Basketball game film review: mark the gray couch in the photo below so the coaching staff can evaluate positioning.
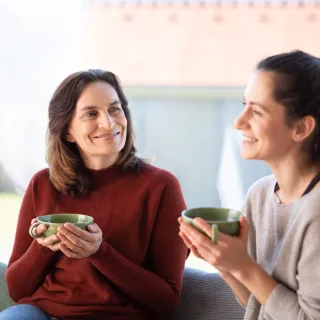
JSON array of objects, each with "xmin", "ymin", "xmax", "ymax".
[{"xmin": 0, "ymin": 262, "xmax": 245, "ymax": 319}]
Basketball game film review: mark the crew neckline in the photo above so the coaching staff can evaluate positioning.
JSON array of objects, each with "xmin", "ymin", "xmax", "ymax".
[
  {"xmin": 272, "ymin": 184, "xmax": 320, "ymax": 206},
  {"xmin": 88, "ymin": 164, "xmax": 123, "ymax": 177}
]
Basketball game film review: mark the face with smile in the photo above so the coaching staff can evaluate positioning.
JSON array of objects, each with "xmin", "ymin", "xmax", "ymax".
[
  {"xmin": 234, "ymin": 71, "xmax": 298, "ymax": 163},
  {"xmin": 66, "ymin": 81, "xmax": 127, "ymax": 169}
]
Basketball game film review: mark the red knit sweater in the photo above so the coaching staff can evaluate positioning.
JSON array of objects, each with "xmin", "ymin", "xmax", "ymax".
[{"xmin": 6, "ymin": 164, "xmax": 188, "ymax": 320}]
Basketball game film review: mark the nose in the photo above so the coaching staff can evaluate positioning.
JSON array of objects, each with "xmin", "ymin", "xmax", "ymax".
[
  {"xmin": 99, "ymin": 112, "xmax": 114, "ymax": 129},
  {"xmin": 233, "ymin": 107, "xmax": 249, "ymax": 131}
]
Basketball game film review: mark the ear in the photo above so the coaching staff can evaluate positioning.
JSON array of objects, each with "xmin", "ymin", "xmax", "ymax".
[
  {"xmin": 66, "ymin": 132, "xmax": 76, "ymax": 143},
  {"xmin": 292, "ymin": 116, "xmax": 316, "ymax": 142}
]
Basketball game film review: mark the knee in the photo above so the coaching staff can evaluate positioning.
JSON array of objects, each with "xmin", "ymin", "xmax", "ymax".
[{"xmin": 0, "ymin": 304, "xmax": 50, "ymax": 320}]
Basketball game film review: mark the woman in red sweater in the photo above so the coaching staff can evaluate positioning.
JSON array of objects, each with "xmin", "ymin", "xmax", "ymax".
[{"xmin": 2, "ymin": 70, "xmax": 188, "ymax": 320}]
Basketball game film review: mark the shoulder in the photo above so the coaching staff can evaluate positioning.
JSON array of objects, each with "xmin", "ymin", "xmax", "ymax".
[
  {"xmin": 245, "ymin": 175, "xmax": 275, "ymax": 201},
  {"xmin": 139, "ymin": 164, "xmax": 186, "ymax": 209},
  {"xmin": 297, "ymin": 189, "xmax": 320, "ymax": 250},
  {"xmin": 27, "ymin": 168, "xmax": 51, "ymax": 191},
  {"xmin": 139, "ymin": 163, "xmax": 181, "ymax": 188},
  {"xmin": 136, "ymin": 163, "xmax": 181, "ymax": 191},
  {"xmin": 298, "ymin": 187, "xmax": 320, "ymax": 222},
  {"xmin": 247, "ymin": 175, "xmax": 275, "ymax": 194},
  {"xmin": 30, "ymin": 168, "xmax": 50, "ymax": 183},
  {"xmin": 23, "ymin": 168, "xmax": 52, "ymax": 199},
  {"xmin": 243, "ymin": 175, "xmax": 275, "ymax": 219}
]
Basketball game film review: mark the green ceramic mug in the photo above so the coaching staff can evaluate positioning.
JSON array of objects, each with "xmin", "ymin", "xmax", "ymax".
[
  {"xmin": 181, "ymin": 207, "xmax": 241, "ymax": 243},
  {"xmin": 29, "ymin": 214, "xmax": 94, "ymax": 239}
]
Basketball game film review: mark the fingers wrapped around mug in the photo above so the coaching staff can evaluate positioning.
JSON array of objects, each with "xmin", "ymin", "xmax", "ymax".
[
  {"xmin": 29, "ymin": 214, "xmax": 95, "ymax": 254},
  {"xmin": 180, "ymin": 218, "xmax": 252, "ymax": 274},
  {"xmin": 56, "ymin": 223, "xmax": 102, "ymax": 259},
  {"xmin": 178, "ymin": 221, "xmax": 203, "ymax": 259},
  {"xmin": 29, "ymin": 219, "xmax": 60, "ymax": 252},
  {"xmin": 37, "ymin": 234, "xmax": 61, "ymax": 252}
]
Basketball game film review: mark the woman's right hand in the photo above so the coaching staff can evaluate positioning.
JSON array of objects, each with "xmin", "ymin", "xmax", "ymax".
[{"xmin": 30, "ymin": 219, "xmax": 60, "ymax": 251}]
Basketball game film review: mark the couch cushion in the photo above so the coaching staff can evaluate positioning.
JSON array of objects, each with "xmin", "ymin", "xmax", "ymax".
[
  {"xmin": 171, "ymin": 267, "xmax": 245, "ymax": 320},
  {"xmin": 0, "ymin": 263, "xmax": 245, "ymax": 318}
]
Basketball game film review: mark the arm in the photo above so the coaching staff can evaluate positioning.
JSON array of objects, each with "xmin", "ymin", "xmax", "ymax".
[
  {"xmin": 219, "ymin": 271, "xmax": 250, "ymax": 307},
  {"xmin": 233, "ymin": 219, "xmax": 320, "ymax": 320},
  {"xmin": 6, "ymin": 177, "xmax": 59, "ymax": 301},
  {"xmin": 233, "ymin": 261, "xmax": 277, "ymax": 305},
  {"xmin": 88, "ymin": 174, "xmax": 188, "ymax": 316},
  {"xmin": 179, "ymin": 213, "xmax": 253, "ymax": 308},
  {"xmin": 223, "ymin": 192, "xmax": 257, "ymax": 308},
  {"xmin": 179, "ymin": 220, "xmax": 250, "ymax": 307},
  {"xmin": 219, "ymin": 210, "xmax": 253, "ymax": 308}
]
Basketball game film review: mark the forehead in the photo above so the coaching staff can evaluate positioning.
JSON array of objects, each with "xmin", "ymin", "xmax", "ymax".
[
  {"xmin": 244, "ymin": 71, "xmax": 276, "ymax": 102},
  {"xmin": 76, "ymin": 81, "xmax": 119, "ymax": 106}
]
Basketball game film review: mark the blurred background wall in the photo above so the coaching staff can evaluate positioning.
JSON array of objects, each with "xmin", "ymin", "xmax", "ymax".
[{"xmin": 1, "ymin": 0, "xmax": 320, "ymax": 209}]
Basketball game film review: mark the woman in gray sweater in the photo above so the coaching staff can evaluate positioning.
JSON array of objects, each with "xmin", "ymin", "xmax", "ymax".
[{"xmin": 179, "ymin": 50, "xmax": 320, "ymax": 319}]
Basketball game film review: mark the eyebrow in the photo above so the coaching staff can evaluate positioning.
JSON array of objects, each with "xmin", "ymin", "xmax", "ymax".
[
  {"xmin": 243, "ymin": 98, "xmax": 270, "ymax": 113},
  {"xmin": 79, "ymin": 100, "xmax": 121, "ymax": 112}
]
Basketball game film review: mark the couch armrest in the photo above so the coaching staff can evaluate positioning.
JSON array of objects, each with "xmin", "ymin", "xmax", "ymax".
[
  {"xmin": 171, "ymin": 267, "xmax": 245, "ymax": 320},
  {"xmin": 0, "ymin": 262, "xmax": 14, "ymax": 311}
]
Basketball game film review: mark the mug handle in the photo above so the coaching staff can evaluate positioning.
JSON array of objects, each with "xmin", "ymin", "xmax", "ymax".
[
  {"xmin": 29, "ymin": 222, "xmax": 49, "ymax": 239},
  {"xmin": 211, "ymin": 224, "xmax": 219, "ymax": 243}
]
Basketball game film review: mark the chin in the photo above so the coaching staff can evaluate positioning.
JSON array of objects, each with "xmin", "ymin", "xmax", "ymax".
[
  {"xmin": 101, "ymin": 148, "xmax": 121, "ymax": 155},
  {"xmin": 240, "ymin": 151, "xmax": 257, "ymax": 160}
]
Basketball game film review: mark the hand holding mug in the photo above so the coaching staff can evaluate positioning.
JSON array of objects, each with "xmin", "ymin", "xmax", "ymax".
[
  {"xmin": 179, "ymin": 207, "xmax": 252, "ymax": 274},
  {"xmin": 30, "ymin": 218, "xmax": 60, "ymax": 252},
  {"xmin": 57, "ymin": 223, "xmax": 103, "ymax": 259},
  {"xmin": 29, "ymin": 214, "xmax": 94, "ymax": 254}
]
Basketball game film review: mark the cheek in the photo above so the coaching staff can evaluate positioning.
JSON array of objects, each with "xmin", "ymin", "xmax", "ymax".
[
  {"xmin": 262, "ymin": 126, "xmax": 292, "ymax": 148},
  {"xmin": 253, "ymin": 120, "xmax": 274, "ymax": 139},
  {"xmin": 120, "ymin": 117, "xmax": 128, "ymax": 132},
  {"xmin": 77, "ymin": 123, "xmax": 94, "ymax": 137},
  {"xmin": 70, "ymin": 126, "xmax": 94, "ymax": 144}
]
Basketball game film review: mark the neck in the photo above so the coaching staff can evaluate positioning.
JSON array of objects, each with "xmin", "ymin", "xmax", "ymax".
[
  {"xmin": 268, "ymin": 156, "xmax": 320, "ymax": 203},
  {"xmin": 81, "ymin": 152, "xmax": 120, "ymax": 170}
]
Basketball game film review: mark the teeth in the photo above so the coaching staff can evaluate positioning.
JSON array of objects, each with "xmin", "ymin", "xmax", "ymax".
[
  {"xmin": 243, "ymin": 137, "xmax": 257, "ymax": 142},
  {"xmin": 96, "ymin": 134, "xmax": 114, "ymax": 139}
]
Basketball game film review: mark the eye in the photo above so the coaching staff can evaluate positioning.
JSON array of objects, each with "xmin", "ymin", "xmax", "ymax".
[
  {"xmin": 84, "ymin": 111, "xmax": 97, "ymax": 118},
  {"xmin": 109, "ymin": 106, "xmax": 121, "ymax": 114},
  {"xmin": 252, "ymin": 109, "xmax": 262, "ymax": 116}
]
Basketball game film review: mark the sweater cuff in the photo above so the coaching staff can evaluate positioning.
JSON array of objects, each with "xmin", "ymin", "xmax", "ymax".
[
  {"xmin": 89, "ymin": 240, "xmax": 108, "ymax": 259},
  {"xmin": 264, "ymin": 283, "xmax": 297, "ymax": 317},
  {"xmin": 32, "ymin": 240, "xmax": 58, "ymax": 257},
  {"xmin": 235, "ymin": 296, "xmax": 247, "ymax": 309}
]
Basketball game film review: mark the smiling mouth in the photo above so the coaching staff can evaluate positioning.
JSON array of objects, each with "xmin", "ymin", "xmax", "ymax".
[
  {"xmin": 243, "ymin": 136, "xmax": 258, "ymax": 142},
  {"xmin": 94, "ymin": 132, "xmax": 120, "ymax": 139}
]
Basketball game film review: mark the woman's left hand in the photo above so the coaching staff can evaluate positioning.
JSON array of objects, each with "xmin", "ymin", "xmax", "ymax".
[
  {"xmin": 179, "ymin": 216, "xmax": 253, "ymax": 275},
  {"xmin": 56, "ymin": 223, "xmax": 103, "ymax": 259}
]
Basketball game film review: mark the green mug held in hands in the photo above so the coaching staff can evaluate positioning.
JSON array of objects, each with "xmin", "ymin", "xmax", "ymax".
[
  {"xmin": 181, "ymin": 207, "xmax": 241, "ymax": 243},
  {"xmin": 29, "ymin": 214, "xmax": 94, "ymax": 239}
]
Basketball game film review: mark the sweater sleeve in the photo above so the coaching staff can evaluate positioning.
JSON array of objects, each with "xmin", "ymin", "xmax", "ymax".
[
  {"xmin": 243, "ymin": 184, "xmax": 257, "ymax": 261},
  {"xmin": 88, "ymin": 173, "xmax": 188, "ymax": 316},
  {"xmin": 264, "ymin": 217, "xmax": 320, "ymax": 319},
  {"xmin": 233, "ymin": 190, "xmax": 257, "ymax": 310},
  {"xmin": 6, "ymin": 176, "xmax": 59, "ymax": 302}
]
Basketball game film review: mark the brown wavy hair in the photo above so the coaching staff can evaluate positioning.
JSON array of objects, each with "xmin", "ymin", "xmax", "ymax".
[{"xmin": 46, "ymin": 69, "xmax": 143, "ymax": 197}]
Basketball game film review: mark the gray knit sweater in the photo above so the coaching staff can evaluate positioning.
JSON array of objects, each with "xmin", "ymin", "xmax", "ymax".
[{"xmin": 243, "ymin": 175, "xmax": 320, "ymax": 320}]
